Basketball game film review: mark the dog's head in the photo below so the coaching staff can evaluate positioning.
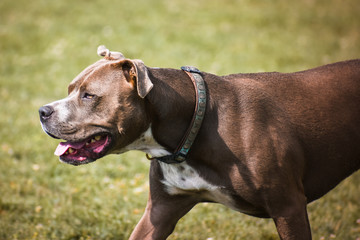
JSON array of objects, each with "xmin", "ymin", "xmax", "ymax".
[{"xmin": 39, "ymin": 46, "xmax": 153, "ymax": 165}]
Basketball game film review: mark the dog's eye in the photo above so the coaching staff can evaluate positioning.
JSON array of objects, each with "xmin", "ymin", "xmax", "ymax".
[{"xmin": 83, "ymin": 93, "xmax": 95, "ymax": 99}]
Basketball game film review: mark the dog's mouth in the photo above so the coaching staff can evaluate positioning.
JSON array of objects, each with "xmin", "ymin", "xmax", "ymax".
[{"xmin": 54, "ymin": 134, "xmax": 112, "ymax": 166}]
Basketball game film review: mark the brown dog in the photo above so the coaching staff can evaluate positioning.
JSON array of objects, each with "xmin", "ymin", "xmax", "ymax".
[{"xmin": 39, "ymin": 46, "xmax": 360, "ymax": 239}]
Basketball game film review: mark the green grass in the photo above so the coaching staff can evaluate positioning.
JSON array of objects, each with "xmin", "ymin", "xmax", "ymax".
[{"xmin": 1, "ymin": 0, "xmax": 360, "ymax": 239}]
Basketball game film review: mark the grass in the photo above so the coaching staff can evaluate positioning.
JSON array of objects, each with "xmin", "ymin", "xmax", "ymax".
[{"xmin": 1, "ymin": 0, "xmax": 359, "ymax": 239}]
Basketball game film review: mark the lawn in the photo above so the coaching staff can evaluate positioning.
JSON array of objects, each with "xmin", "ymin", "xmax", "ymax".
[{"xmin": 1, "ymin": 0, "xmax": 359, "ymax": 239}]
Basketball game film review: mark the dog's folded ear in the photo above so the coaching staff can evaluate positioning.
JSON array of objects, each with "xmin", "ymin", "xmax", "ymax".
[
  {"xmin": 97, "ymin": 45, "xmax": 125, "ymax": 60},
  {"xmin": 118, "ymin": 59, "xmax": 153, "ymax": 98},
  {"xmin": 132, "ymin": 60, "xmax": 154, "ymax": 98}
]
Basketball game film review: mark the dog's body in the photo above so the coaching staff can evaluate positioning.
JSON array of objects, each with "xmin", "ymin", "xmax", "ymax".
[{"xmin": 39, "ymin": 47, "xmax": 360, "ymax": 239}]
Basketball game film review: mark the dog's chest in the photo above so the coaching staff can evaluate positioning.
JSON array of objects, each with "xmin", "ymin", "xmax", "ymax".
[
  {"xmin": 124, "ymin": 128, "xmax": 214, "ymax": 193},
  {"xmin": 123, "ymin": 127, "xmax": 237, "ymax": 209},
  {"xmin": 158, "ymin": 162, "xmax": 237, "ymax": 209},
  {"xmin": 159, "ymin": 161, "xmax": 217, "ymax": 194}
]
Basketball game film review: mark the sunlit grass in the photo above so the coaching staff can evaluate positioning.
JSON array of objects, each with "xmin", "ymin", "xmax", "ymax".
[{"xmin": 1, "ymin": 0, "xmax": 359, "ymax": 239}]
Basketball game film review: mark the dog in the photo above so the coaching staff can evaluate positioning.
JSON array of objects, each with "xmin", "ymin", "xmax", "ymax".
[{"xmin": 39, "ymin": 46, "xmax": 360, "ymax": 239}]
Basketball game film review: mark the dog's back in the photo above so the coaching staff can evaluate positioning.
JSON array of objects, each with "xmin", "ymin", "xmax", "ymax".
[{"xmin": 225, "ymin": 59, "xmax": 360, "ymax": 201}]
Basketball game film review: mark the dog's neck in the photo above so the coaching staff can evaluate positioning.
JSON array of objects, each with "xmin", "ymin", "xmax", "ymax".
[{"xmin": 144, "ymin": 67, "xmax": 198, "ymax": 152}]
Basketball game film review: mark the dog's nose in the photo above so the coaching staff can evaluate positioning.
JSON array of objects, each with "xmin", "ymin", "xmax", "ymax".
[{"xmin": 39, "ymin": 105, "xmax": 54, "ymax": 120}]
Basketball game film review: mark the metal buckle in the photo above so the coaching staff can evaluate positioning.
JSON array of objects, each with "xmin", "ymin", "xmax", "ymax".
[{"xmin": 156, "ymin": 152, "xmax": 187, "ymax": 164}]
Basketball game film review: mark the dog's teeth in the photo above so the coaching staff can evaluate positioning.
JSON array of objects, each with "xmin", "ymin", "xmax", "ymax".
[
  {"xmin": 68, "ymin": 148, "xmax": 74, "ymax": 154},
  {"xmin": 88, "ymin": 136, "xmax": 101, "ymax": 144}
]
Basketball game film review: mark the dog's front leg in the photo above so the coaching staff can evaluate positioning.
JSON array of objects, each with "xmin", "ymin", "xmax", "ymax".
[
  {"xmin": 129, "ymin": 196, "xmax": 195, "ymax": 240},
  {"xmin": 269, "ymin": 192, "xmax": 312, "ymax": 240},
  {"xmin": 129, "ymin": 173, "xmax": 197, "ymax": 240}
]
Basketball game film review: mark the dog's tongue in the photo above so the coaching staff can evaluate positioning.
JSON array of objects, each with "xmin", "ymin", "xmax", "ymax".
[{"xmin": 54, "ymin": 141, "xmax": 86, "ymax": 156}]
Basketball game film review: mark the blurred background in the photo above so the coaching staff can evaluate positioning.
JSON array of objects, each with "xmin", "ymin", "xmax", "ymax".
[{"xmin": 0, "ymin": 0, "xmax": 359, "ymax": 239}]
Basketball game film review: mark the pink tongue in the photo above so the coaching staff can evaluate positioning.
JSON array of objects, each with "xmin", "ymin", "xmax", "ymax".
[{"xmin": 54, "ymin": 141, "xmax": 86, "ymax": 156}]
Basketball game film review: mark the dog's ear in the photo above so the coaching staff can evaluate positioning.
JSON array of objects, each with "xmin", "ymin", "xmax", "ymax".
[
  {"xmin": 119, "ymin": 59, "xmax": 153, "ymax": 98},
  {"xmin": 97, "ymin": 45, "xmax": 125, "ymax": 60}
]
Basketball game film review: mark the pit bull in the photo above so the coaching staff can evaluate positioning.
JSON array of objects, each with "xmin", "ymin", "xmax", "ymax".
[{"xmin": 39, "ymin": 46, "xmax": 360, "ymax": 240}]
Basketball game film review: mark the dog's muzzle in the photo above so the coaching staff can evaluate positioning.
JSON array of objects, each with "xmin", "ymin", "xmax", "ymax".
[{"xmin": 39, "ymin": 105, "xmax": 60, "ymax": 139}]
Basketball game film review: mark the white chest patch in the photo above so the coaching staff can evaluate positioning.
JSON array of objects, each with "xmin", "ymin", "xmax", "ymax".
[
  {"xmin": 159, "ymin": 161, "xmax": 218, "ymax": 194},
  {"xmin": 159, "ymin": 161, "xmax": 237, "ymax": 210},
  {"xmin": 121, "ymin": 127, "xmax": 237, "ymax": 209},
  {"xmin": 122, "ymin": 127, "xmax": 219, "ymax": 192}
]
